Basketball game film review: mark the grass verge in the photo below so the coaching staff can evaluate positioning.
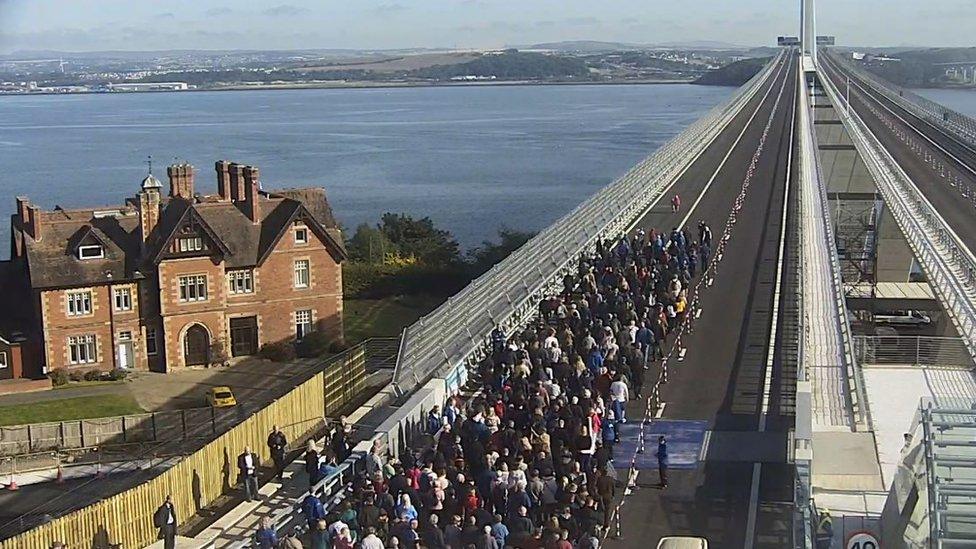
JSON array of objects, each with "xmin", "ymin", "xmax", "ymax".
[
  {"xmin": 344, "ymin": 294, "xmax": 442, "ymax": 344},
  {"xmin": 0, "ymin": 394, "xmax": 144, "ymax": 426}
]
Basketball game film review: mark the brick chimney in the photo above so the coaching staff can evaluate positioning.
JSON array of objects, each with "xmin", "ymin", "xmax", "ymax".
[
  {"xmin": 26, "ymin": 204, "xmax": 42, "ymax": 241},
  {"xmin": 167, "ymin": 163, "xmax": 195, "ymax": 199},
  {"xmin": 228, "ymin": 163, "xmax": 245, "ymax": 203},
  {"xmin": 242, "ymin": 165, "xmax": 261, "ymax": 223},
  {"xmin": 14, "ymin": 196, "xmax": 41, "ymax": 244},
  {"xmin": 215, "ymin": 160, "xmax": 232, "ymax": 201}
]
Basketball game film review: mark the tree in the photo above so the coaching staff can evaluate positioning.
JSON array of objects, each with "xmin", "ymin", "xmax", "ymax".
[
  {"xmin": 347, "ymin": 223, "xmax": 395, "ymax": 264},
  {"xmin": 378, "ymin": 213, "xmax": 461, "ymax": 267},
  {"xmin": 467, "ymin": 228, "xmax": 536, "ymax": 275}
]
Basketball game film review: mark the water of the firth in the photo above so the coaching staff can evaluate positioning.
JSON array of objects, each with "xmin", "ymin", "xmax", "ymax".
[{"xmin": 0, "ymin": 84, "xmax": 735, "ymax": 257}]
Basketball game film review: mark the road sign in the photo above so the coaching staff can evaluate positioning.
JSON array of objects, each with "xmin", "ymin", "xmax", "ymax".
[{"xmin": 846, "ymin": 531, "xmax": 879, "ymax": 549}]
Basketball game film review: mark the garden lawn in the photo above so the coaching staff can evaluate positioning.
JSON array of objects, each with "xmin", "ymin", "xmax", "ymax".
[
  {"xmin": 344, "ymin": 295, "xmax": 442, "ymax": 344},
  {"xmin": 0, "ymin": 394, "xmax": 144, "ymax": 426}
]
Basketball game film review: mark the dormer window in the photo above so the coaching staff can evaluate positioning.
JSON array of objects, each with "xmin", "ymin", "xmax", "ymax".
[
  {"xmin": 295, "ymin": 225, "xmax": 308, "ymax": 245},
  {"xmin": 78, "ymin": 244, "xmax": 104, "ymax": 260},
  {"xmin": 178, "ymin": 236, "xmax": 203, "ymax": 253}
]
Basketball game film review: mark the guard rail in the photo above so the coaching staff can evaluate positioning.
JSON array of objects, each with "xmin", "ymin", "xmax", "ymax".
[{"xmin": 392, "ymin": 51, "xmax": 787, "ymax": 396}]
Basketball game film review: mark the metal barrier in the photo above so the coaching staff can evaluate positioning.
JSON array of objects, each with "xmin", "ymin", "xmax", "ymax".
[
  {"xmin": 0, "ymin": 340, "xmax": 384, "ymax": 549},
  {"xmin": 825, "ymin": 51, "xmax": 976, "ymax": 149},
  {"xmin": 817, "ymin": 57, "xmax": 976, "ymax": 377},
  {"xmin": 392, "ymin": 51, "xmax": 786, "ymax": 396},
  {"xmin": 853, "ymin": 335, "xmax": 974, "ymax": 368}
]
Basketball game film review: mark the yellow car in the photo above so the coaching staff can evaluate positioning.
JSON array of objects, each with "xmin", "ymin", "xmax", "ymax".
[{"xmin": 206, "ymin": 386, "xmax": 237, "ymax": 408}]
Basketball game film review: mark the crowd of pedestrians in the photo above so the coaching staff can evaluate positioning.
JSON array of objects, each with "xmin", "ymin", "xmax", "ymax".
[
  {"xmin": 237, "ymin": 221, "xmax": 711, "ymax": 549},
  {"xmin": 150, "ymin": 221, "xmax": 712, "ymax": 549}
]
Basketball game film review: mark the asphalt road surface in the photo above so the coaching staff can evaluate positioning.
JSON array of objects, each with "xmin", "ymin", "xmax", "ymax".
[
  {"xmin": 606, "ymin": 50, "xmax": 799, "ymax": 548},
  {"xmin": 820, "ymin": 54, "xmax": 976, "ymax": 255}
]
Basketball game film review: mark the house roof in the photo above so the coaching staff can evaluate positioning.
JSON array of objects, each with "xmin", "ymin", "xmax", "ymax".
[{"xmin": 12, "ymin": 185, "xmax": 344, "ymax": 290}]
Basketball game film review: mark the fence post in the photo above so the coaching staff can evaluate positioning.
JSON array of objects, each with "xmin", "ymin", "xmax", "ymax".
[
  {"xmin": 211, "ymin": 406, "xmax": 217, "ymax": 435},
  {"xmin": 181, "ymin": 409, "xmax": 188, "ymax": 441},
  {"xmin": 26, "ymin": 424, "xmax": 32, "ymax": 454},
  {"xmin": 152, "ymin": 412, "xmax": 158, "ymax": 442},
  {"xmin": 916, "ymin": 336, "xmax": 921, "ymax": 366}
]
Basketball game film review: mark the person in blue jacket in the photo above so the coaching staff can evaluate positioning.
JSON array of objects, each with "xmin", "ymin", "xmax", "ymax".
[
  {"xmin": 656, "ymin": 436, "xmax": 669, "ymax": 488},
  {"xmin": 302, "ymin": 493, "xmax": 326, "ymax": 532}
]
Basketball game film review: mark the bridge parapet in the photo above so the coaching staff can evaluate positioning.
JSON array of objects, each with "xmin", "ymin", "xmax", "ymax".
[
  {"xmin": 826, "ymin": 51, "xmax": 976, "ymax": 148},
  {"xmin": 391, "ymin": 52, "xmax": 785, "ymax": 396},
  {"xmin": 817, "ymin": 58, "xmax": 976, "ymax": 370}
]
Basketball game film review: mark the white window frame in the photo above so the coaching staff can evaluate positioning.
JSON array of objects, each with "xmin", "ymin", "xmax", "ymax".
[
  {"xmin": 0, "ymin": 351, "xmax": 7, "ymax": 369},
  {"xmin": 178, "ymin": 274, "xmax": 208, "ymax": 302},
  {"xmin": 177, "ymin": 236, "xmax": 203, "ymax": 253},
  {"xmin": 113, "ymin": 287, "xmax": 132, "ymax": 312},
  {"xmin": 227, "ymin": 270, "xmax": 254, "ymax": 295},
  {"xmin": 296, "ymin": 309, "xmax": 313, "ymax": 340},
  {"xmin": 66, "ymin": 290, "xmax": 93, "ymax": 317},
  {"xmin": 68, "ymin": 334, "xmax": 97, "ymax": 365},
  {"xmin": 77, "ymin": 244, "xmax": 104, "ymax": 260},
  {"xmin": 295, "ymin": 225, "xmax": 309, "ymax": 245},
  {"xmin": 294, "ymin": 259, "xmax": 310, "ymax": 289},
  {"xmin": 146, "ymin": 328, "xmax": 158, "ymax": 356}
]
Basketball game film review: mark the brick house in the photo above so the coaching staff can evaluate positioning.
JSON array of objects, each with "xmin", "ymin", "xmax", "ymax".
[{"xmin": 3, "ymin": 161, "xmax": 345, "ymax": 377}]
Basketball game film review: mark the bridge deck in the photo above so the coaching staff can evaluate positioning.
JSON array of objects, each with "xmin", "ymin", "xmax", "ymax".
[{"xmin": 607, "ymin": 51, "xmax": 799, "ymax": 548}]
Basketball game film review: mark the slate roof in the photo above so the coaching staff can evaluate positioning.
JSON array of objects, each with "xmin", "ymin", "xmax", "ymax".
[{"xmin": 11, "ymin": 185, "xmax": 344, "ymax": 290}]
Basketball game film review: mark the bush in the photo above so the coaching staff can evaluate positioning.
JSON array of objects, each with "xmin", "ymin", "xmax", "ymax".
[
  {"xmin": 49, "ymin": 368, "xmax": 69, "ymax": 387},
  {"xmin": 259, "ymin": 341, "xmax": 296, "ymax": 363},
  {"xmin": 68, "ymin": 369, "xmax": 86, "ymax": 382},
  {"xmin": 295, "ymin": 331, "xmax": 333, "ymax": 358},
  {"xmin": 108, "ymin": 368, "xmax": 128, "ymax": 381},
  {"xmin": 83, "ymin": 370, "xmax": 102, "ymax": 382}
]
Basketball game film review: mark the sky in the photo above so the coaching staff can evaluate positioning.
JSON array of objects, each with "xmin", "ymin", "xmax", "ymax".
[{"xmin": 0, "ymin": 0, "xmax": 973, "ymax": 53}]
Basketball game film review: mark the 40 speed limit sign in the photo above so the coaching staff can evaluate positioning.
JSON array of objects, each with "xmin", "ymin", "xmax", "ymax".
[{"xmin": 846, "ymin": 531, "xmax": 879, "ymax": 549}]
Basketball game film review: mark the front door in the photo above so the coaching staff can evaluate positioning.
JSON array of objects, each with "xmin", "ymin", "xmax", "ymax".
[
  {"xmin": 184, "ymin": 324, "xmax": 210, "ymax": 366},
  {"xmin": 229, "ymin": 316, "xmax": 258, "ymax": 357},
  {"xmin": 116, "ymin": 341, "xmax": 134, "ymax": 369}
]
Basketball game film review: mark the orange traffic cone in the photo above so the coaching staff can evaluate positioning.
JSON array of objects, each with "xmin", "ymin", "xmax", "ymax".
[
  {"xmin": 6, "ymin": 473, "xmax": 18, "ymax": 491},
  {"xmin": 55, "ymin": 464, "xmax": 64, "ymax": 484}
]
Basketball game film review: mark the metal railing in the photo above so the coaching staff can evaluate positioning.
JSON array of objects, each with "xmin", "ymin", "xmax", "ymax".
[
  {"xmin": 853, "ymin": 335, "xmax": 974, "ymax": 368},
  {"xmin": 817, "ymin": 57, "xmax": 976, "ymax": 378},
  {"xmin": 391, "ymin": 51, "xmax": 786, "ymax": 396},
  {"xmin": 827, "ymin": 51, "xmax": 976, "ymax": 148}
]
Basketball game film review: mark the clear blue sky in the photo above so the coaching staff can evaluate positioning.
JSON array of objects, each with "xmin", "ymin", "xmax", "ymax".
[{"xmin": 0, "ymin": 0, "xmax": 970, "ymax": 53}]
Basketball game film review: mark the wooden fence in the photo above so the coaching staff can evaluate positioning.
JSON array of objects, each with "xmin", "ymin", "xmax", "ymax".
[{"xmin": 0, "ymin": 349, "xmax": 368, "ymax": 549}]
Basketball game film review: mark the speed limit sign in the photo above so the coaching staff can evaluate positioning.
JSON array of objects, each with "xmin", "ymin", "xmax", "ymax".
[{"xmin": 846, "ymin": 531, "xmax": 879, "ymax": 549}]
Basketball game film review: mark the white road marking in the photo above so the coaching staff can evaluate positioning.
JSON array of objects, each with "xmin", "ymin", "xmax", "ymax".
[
  {"xmin": 699, "ymin": 430, "xmax": 712, "ymax": 461},
  {"xmin": 677, "ymin": 348, "xmax": 687, "ymax": 361},
  {"xmin": 655, "ymin": 402, "xmax": 667, "ymax": 418}
]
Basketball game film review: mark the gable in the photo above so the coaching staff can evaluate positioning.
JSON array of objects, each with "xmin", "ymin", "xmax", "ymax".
[
  {"xmin": 153, "ymin": 205, "xmax": 230, "ymax": 264},
  {"xmin": 256, "ymin": 202, "xmax": 346, "ymax": 265}
]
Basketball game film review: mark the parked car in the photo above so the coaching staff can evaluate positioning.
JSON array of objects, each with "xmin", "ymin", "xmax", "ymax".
[
  {"xmin": 657, "ymin": 537, "xmax": 708, "ymax": 549},
  {"xmin": 206, "ymin": 386, "xmax": 237, "ymax": 408},
  {"xmin": 874, "ymin": 310, "xmax": 931, "ymax": 327}
]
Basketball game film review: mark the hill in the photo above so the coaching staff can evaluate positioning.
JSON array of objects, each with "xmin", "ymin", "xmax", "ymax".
[
  {"xmin": 413, "ymin": 51, "xmax": 591, "ymax": 80},
  {"xmin": 693, "ymin": 57, "xmax": 769, "ymax": 86}
]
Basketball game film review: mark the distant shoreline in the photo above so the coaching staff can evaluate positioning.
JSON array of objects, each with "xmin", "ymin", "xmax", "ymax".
[{"xmin": 0, "ymin": 77, "xmax": 711, "ymax": 97}]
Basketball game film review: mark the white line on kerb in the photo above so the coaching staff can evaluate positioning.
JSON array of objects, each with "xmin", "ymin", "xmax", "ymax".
[{"xmin": 744, "ymin": 52, "xmax": 798, "ymax": 549}]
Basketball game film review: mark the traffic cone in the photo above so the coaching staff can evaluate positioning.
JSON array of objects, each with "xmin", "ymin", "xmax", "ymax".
[
  {"xmin": 6, "ymin": 473, "xmax": 18, "ymax": 491},
  {"xmin": 55, "ymin": 464, "xmax": 64, "ymax": 484},
  {"xmin": 95, "ymin": 462, "xmax": 105, "ymax": 480}
]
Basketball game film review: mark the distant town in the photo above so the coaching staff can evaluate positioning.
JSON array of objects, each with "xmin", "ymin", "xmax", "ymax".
[{"xmin": 0, "ymin": 41, "xmax": 777, "ymax": 95}]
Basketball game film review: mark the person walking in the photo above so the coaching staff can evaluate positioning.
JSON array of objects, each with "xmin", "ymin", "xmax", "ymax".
[
  {"xmin": 302, "ymin": 492, "xmax": 326, "ymax": 532},
  {"xmin": 153, "ymin": 494, "xmax": 177, "ymax": 549},
  {"xmin": 304, "ymin": 440, "xmax": 320, "ymax": 488},
  {"xmin": 255, "ymin": 517, "xmax": 278, "ymax": 548},
  {"xmin": 238, "ymin": 446, "xmax": 260, "ymax": 502},
  {"xmin": 671, "ymin": 194, "xmax": 681, "ymax": 212},
  {"xmin": 656, "ymin": 436, "xmax": 669, "ymax": 488},
  {"xmin": 267, "ymin": 425, "xmax": 288, "ymax": 481}
]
